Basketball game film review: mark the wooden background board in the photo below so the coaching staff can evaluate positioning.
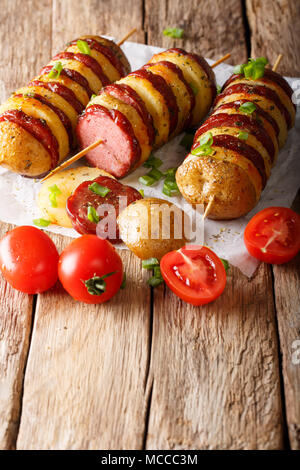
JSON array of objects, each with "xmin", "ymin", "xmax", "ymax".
[{"xmin": 0, "ymin": 0, "xmax": 299, "ymax": 450}]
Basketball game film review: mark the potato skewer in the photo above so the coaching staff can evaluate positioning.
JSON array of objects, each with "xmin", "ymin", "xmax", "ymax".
[
  {"xmin": 176, "ymin": 54, "xmax": 296, "ymax": 219},
  {"xmin": 42, "ymin": 52, "xmax": 231, "ymax": 181}
]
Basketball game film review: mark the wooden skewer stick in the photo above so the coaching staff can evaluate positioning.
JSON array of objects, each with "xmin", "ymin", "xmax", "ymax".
[
  {"xmin": 40, "ymin": 138, "xmax": 103, "ymax": 182},
  {"xmin": 202, "ymin": 195, "xmax": 215, "ymax": 220},
  {"xmin": 211, "ymin": 53, "xmax": 231, "ymax": 69},
  {"xmin": 272, "ymin": 54, "xmax": 283, "ymax": 72},
  {"xmin": 117, "ymin": 28, "xmax": 137, "ymax": 46}
]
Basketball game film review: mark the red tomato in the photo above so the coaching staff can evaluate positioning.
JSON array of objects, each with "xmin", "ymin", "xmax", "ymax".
[
  {"xmin": 160, "ymin": 245, "xmax": 226, "ymax": 306},
  {"xmin": 0, "ymin": 226, "xmax": 59, "ymax": 294},
  {"xmin": 244, "ymin": 207, "xmax": 300, "ymax": 264},
  {"xmin": 58, "ymin": 235, "xmax": 123, "ymax": 304}
]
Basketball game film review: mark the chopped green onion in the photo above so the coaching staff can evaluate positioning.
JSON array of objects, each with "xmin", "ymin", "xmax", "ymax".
[
  {"xmin": 147, "ymin": 167, "xmax": 164, "ymax": 181},
  {"xmin": 87, "ymin": 205, "xmax": 99, "ymax": 223},
  {"xmin": 238, "ymin": 131, "xmax": 249, "ymax": 140},
  {"xmin": 233, "ymin": 57, "xmax": 268, "ymax": 79},
  {"xmin": 164, "ymin": 178, "xmax": 179, "ymax": 191},
  {"xmin": 164, "ymin": 167, "xmax": 177, "ymax": 178},
  {"xmin": 162, "ymin": 185, "xmax": 173, "ymax": 197},
  {"xmin": 88, "ymin": 182, "xmax": 110, "ymax": 197},
  {"xmin": 189, "ymin": 82, "xmax": 198, "ymax": 96},
  {"xmin": 33, "ymin": 218, "xmax": 51, "ymax": 227},
  {"xmin": 48, "ymin": 61, "xmax": 63, "ymax": 79},
  {"xmin": 48, "ymin": 184, "xmax": 62, "ymax": 208},
  {"xmin": 143, "ymin": 155, "xmax": 163, "ymax": 168},
  {"xmin": 153, "ymin": 266, "xmax": 163, "ymax": 278},
  {"xmin": 23, "ymin": 92, "xmax": 35, "ymax": 98},
  {"xmin": 180, "ymin": 132, "xmax": 194, "ymax": 150},
  {"xmin": 191, "ymin": 131, "xmax": 214, "ymax": 156},
  {"xmin": 148, "ymin": 276, "xmax": 164, "ymax": 287},
  {"xmin": 199, "ymin": 132, "xmax": 213, "ymax": 147},
  {"xmin": 239, "ymin": 101, "xmax": 256, "ymax": 114},
  {"xmin": 142, "ymin": 258, "xmax": 159, "ymax": 270},
  {"xmin": 77, "ymin": 39, "xmax": 91, "ymax": 55},
  {"xmin": 120, "ymin": 272, "xmax": 126, "ymax": 289},
  {"xmin": 138, "ymin": 189, "xmax": 145, "ymax": 197},
  {"xmin": 163, "ymin": 27, "xmax": 184, "ymax": 39},
  {"xmin": 139, "ymin": 175, "xmax": 155, "ymax": 186},
  {"xmin": 220, "ymin": 258, "xmax": 229, "ymax": 273},
  {"xmin": 233, "ymin": 63, "xmax": 245, "ymax": 75},
  {"xmin": 217, "ymin": 84, "xmax": 222, "ymax": 94}
]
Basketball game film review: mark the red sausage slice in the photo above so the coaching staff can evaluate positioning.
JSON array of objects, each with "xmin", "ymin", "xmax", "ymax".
[
  {"xmin": 101, "ymin": 83, "xmax": 155, "ymax": 144},
  {"xmin": 76, "ymin": 104, "xmax": 141, "ymax": 178},
  {"xmin": 66, "ymin": 175, "xmax": 142, "ymax": 242}
]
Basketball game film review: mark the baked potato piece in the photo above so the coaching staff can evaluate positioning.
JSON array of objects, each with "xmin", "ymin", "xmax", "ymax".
[
  {"xmin": 76, "ymin": 35, "xmax": 131, "ymax": 77},
  {"xmin": 148, "ymin": 50, "xmax": 215, "ymax": 126},
  {"xmin": 145, "ymin": 62, "xmax": 192, "ymax": 136},
  {"xmin": 37, "ymin": 166, "xmax": 115, "ymax": 228},
  {"xmin": 118, "ymin": 197, "xmax": 187, "ymax": 260},
  {"xmin": 37, "ymin": 73, "xmax": 90, "ymax": 107},
  {"xmin": 93, "ymin": 92, "xmax": 152, "ymax": 165},
  {"xmin": 66, "ymin": 44, "xmax": 121, "ymax": 84},
  {"xmin": 0, "ymin": 95, "xmax": 69, "ymax": 160},
  {"xmin": 16, "ymin": 85, "xmax": 78, "ymax": 138},
  {"xmin": 47, "ymin": 57, "xmax": 102, "ymax": 94},
  {"xmin": 120, "ymin": 74, "xmax": 170, "ymax": 147},
  {"xmin": 0, "ymin": 120, "xmax": 52, "ymax": 176},
  {"xmin": 176, "ymin": 150, "xmax": 261, "ymax": 219},
  {"xmin": 215, "ymin": 90, "xmax": 288, "ymax": 148}
]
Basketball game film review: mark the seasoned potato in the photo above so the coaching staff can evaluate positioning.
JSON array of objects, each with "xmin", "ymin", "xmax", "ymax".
[
  {"xmin": 37, "ymin": 166, "xmax": 114, "ymax": 228},
  {"xmin": 176, "ymin": 153, "xmax": 259, "ymax": 219},
  {"xmin": 118, "ymin": 197, "xmax": 187, "ymax": 260}
]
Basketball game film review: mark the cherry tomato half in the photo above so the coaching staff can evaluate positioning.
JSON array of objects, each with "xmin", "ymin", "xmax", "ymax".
[
  {"xmin": 244, "ymin": 207, "xmax": 300, "ymax": 264},
  {"xmin": 58, "ymin": 235, "xmax": 123, "ymax": 304},
  {"xmin": 0, "ymin": 226, "xmax": 59, "ymax": 294},
  {"xmin": 160, "ymin": 245, "xmax": 226, "ymax": 306}
]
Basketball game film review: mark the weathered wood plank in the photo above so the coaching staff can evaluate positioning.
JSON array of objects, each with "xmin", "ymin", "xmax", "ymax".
[
  {"xmin": 0, "ymin": 224, "xmax": 34, "ymax": 450},
  {"xmin": 147, "ymin": 264, "xmax": 283, "ymax": 449},
  {"xmin": 17, "ymin": 0, "xmax": 151, "ymax": 450},
  {"xmin": 144, "ymin": 0, "xmax": 284, "ymax": 449},
  {"xmin": 144, "ymin": 0, "xmax": 248, "ymax": 63},
  {"xmin": 17, "ymin": 235, "xmax": 151, "ymax": 449},
  {"xmin": 248, "ymin": 1, "xmax": 300, "ymax": 448},
  {"xmin": 51, "ymin": 0, "xmax": 145, "ymax": 53},
  {"xmin": 0, "ymin": 0, "xmax": 53, "ymax": 449},
  {"xmin": 272, "ymin": 193, "xmax": 300, "ymax": 449},
  {"xmin": 246, "ymin": 0, "xmax": 300, "ymax": 75}
]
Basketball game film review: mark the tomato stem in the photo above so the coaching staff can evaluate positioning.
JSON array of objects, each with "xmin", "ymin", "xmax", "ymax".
[{"xmin": 83, "ymin": 272, "xmax": 116, "ymax": 296}]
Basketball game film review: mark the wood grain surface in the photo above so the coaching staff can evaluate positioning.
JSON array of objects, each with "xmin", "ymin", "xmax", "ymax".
[
  {"xmin": 0, "ymin": 0, "xmax": 299, "ymax": 450},
  {"xmin": 246, "ymin": 0, "xmax": 300, "ymax": 76}
]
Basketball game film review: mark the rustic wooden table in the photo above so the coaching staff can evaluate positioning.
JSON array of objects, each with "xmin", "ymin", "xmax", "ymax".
[{"xmin": 0, "ymin": 0, "xmax": 299, "ymax": 451}]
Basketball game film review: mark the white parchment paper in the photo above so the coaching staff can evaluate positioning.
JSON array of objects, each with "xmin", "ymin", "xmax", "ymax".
[{"xmin": 0, "ymin": 41, "xmax": 299, "ymax": 277}]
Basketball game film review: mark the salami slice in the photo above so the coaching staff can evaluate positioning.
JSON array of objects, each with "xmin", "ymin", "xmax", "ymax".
[{"xmin": 66, "ymin": 175, "xmax": 142, "ymax": 242}]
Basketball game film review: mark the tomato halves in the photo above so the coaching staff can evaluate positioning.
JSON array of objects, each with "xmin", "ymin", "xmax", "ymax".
[
  {"xmin": 160, "ymin": 245, "xmax": 226, "ymax": 306},
  {"xmin": 244, "ymin": 207, "xmax": 300, "ymax": 264},
  {"xmin": 58, "ymin": 235, "xmax": 123, "ymax": 304},
  {"xmin": 0, "ymin": 226, "xmax": 59, "ymax": 294}
]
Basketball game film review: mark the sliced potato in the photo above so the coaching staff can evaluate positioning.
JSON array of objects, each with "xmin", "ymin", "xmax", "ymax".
[
  {"xmin": 120, "ymin": 75, "xmax": 170, "ymax": 147},
  {"xmin": 146, "ymin": 62, "xmax": 192, "ymax": 136},
  {"xmin": 0, "ymin": 121, "xmax": 52, "ymax": 176},
  {"xmin": 118, "ymin": 197, "xmax": 187, "ymax": 260},
  {"xmin": 37, "ymin": 166, "xmax": 115, "ymax": 228},
  {"xmin": 0, "ymin": 95, "xmax": 69, "ymax": 161},
  {"xmin": 37, "ymin": 73, "xmax": 89, "ymax": 107},
  {"xmin": 66, "ymin": 45, "xmax": 121, "ymax": 83},
  {"xmin": 48, "ymin": 57, "xmax": 102, "ymax": 94}
]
